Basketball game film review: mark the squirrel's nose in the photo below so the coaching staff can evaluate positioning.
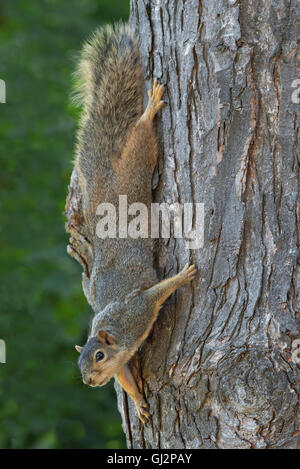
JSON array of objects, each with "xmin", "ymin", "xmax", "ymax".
[{"xmin": 83, "ymin": 376, "xmax": 95, "ymax": 386}]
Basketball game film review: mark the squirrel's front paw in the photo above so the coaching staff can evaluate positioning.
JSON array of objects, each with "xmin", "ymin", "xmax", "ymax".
[
  {"xmin": 135, "ymin": 398, "xmax": 150, "ymax": 424},
  {"xmin": 179, "ymin": 263, "xmax": 197, "ymax": 284}
]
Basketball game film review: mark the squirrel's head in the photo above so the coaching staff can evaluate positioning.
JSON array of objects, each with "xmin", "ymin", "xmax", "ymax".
[
  {"xmin": 75, "ymin": 293, "xmax": 151, "ymax": 387},
  {"xmin": 75, "ymin": 329, "xmax": 126, "ymax": 387}
]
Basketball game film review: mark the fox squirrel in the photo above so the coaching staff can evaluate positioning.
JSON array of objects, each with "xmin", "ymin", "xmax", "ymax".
[{"xmin": 70, "ymin": 22, "xmax": 197, "ymax": 423}]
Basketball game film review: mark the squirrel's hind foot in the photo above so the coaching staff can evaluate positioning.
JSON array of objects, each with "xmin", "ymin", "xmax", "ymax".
[
  {"xmin": 142, "ymin": 79, "xmax": 165, "ymax": 121},
  {"xmin": 135, "ymin": 398, "xmax": 150, "ymax": 424}
]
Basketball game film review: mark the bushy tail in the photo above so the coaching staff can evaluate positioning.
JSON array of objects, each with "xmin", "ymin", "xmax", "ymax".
[{"xmin": 73, "ymin": 22, "xmax": 143, "ymax": 158}]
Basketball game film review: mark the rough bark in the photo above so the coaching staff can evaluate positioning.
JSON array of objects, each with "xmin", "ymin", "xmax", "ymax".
[{"xmin": 66, "ymin": 0, "xmax": 300, "ymax": 449}]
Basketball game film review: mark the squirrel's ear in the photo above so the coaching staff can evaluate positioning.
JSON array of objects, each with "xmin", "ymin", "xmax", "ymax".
[
  {"xmin": 75, "ymin": 345, "xmax": 83, "ymax": 353},
  {"xmin": 97, "ymin": 329, "xmax": 118, "ymax": 347}
]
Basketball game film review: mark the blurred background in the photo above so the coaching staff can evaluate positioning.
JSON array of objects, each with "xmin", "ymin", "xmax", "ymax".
[{"xmin": 0, "ymin": 0, "xmax": 129, "ymax": 449}]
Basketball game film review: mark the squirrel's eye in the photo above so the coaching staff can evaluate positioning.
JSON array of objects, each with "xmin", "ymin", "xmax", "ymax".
[{"xmin": 95, "ymin": 351, "xmax": 104, "ymax": 362}]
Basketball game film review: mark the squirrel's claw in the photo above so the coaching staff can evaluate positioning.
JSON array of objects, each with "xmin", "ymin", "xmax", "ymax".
[
  {"xmin": 180, "ymin": 263, "xmax": 197, "ymax": 283},
  {"xmin": 152, "ymin": 79, "xmax": 165, "ymax": 112},
  {"xmin": 142, "ymin": 79, "xmax": 165, "ymax": 121},
  {"xmin": 135, "ymin": 399, "xmax": 150, "ymax": 424},
  {"xmin": 152, "ymin": 79, "xmax": 164, "ymax": 101}
]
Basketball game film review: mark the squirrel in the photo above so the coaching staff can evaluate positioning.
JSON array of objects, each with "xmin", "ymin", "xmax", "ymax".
[{"xmin": 70, "ymin": 22, "xmax": 197, "ymax": 423}]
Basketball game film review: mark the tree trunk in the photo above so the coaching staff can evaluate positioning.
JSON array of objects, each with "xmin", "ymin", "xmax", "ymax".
[{"xmin": 66, "ymin": 0, "xmax": 300, "ymax": 449}]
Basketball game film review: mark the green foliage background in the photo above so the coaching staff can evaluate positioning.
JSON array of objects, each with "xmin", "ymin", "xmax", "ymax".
[{"xmin": 0, "ymin": 0, "xmax": 129, "ymax": 449}]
